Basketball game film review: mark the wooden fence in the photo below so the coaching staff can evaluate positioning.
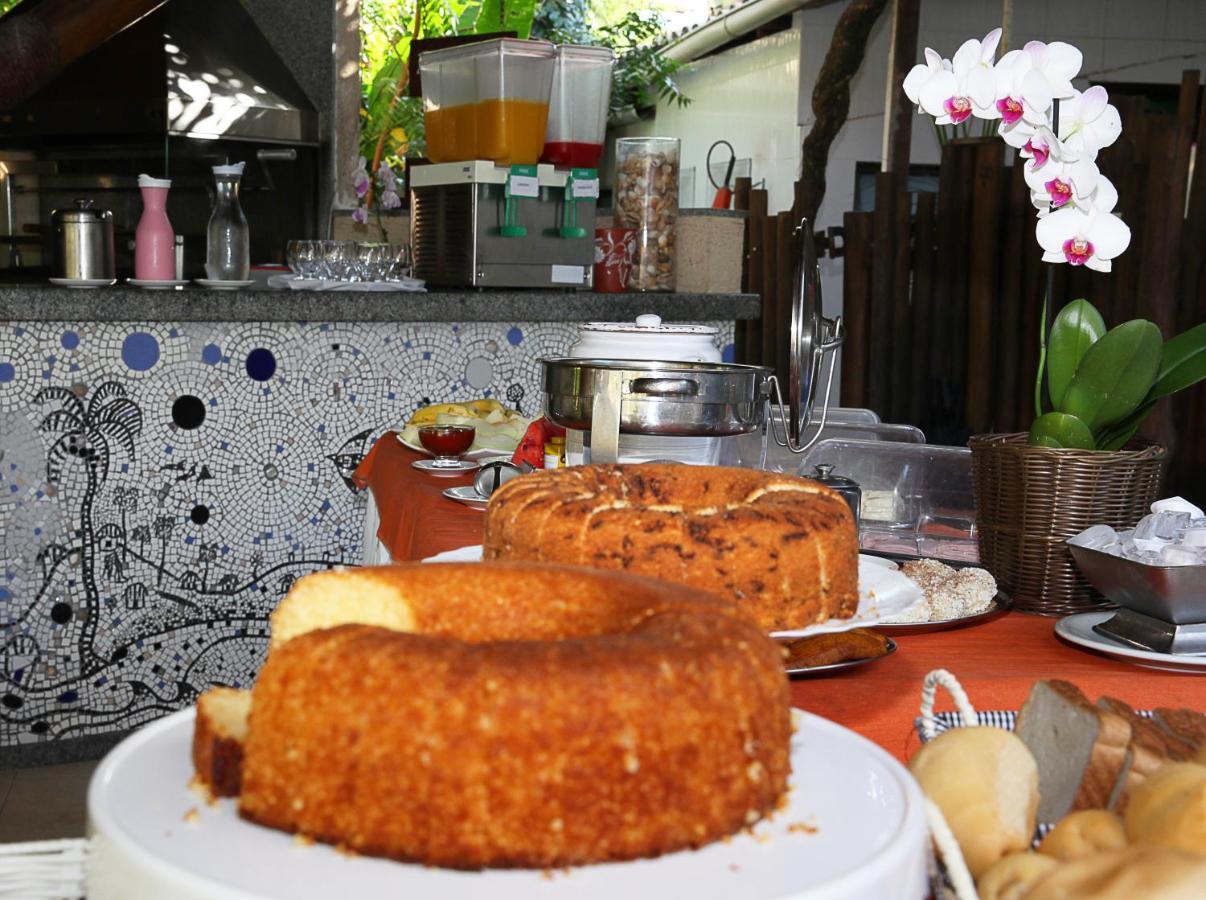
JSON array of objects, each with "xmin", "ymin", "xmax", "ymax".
[{"xmin": 738, "ymin": 71, "xmax": 1205, "ymax": 499}]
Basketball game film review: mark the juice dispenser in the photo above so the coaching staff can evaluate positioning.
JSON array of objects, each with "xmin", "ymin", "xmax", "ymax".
[
  {"xmin": 541, "ymin": 45, "xmax": 615, "ymax": 169},
  {"xmin": 420, "ymin": 38, "xmax": 555, "ymax": 166}
]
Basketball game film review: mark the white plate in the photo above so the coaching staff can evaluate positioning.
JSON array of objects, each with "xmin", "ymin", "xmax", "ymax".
[
  {"xmin": 86, "ymin": 709, "xmax": 927, "ymax": 900},
  {"xmin": 444, "ymin": 485, "xmax": 489, "ymax": 510},
  {"xmin": 420, "ymin": 548, "xmax": 927, "ymax": 639},
  {"xmin": 1055, "ymin": 611, "xmax": 1206, "ymax": 673},
  {"xmin": 397, "ymin": 432, "xmax": 517, "ymax": 461},
  {"xmin": 194, "ymin": 279, "xmax": 256, "ymax": 290},
  {"xmin": 785, "ymin": 638, "xmax": 898, "ymax": 677},
  {"xmin": 48, "ymin": 277, "xmax": 116, "ymax": 289},
  {"xmin": 127, "ymin": 278, "xmax": 189, "ymax": 290}
]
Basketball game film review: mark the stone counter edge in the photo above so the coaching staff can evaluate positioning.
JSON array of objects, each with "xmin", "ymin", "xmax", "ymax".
[{"xmin": 0, "ymin": 286, "xmax": 761, "ymax": 323}]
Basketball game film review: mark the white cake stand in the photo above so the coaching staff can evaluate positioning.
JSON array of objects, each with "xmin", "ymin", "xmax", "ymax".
[{"xmin": 87, "ymin": 709, "xmax": 928, "ymax": 900}]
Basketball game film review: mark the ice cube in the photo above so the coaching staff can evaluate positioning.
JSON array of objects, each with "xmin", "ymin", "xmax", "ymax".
[
  {"xmin": 1151, "ymin": 496, "xmax": 1205, "ymax": 518},
  {"xmin": 1156, "ymin": 511, "xmax": 1190, "ymax": 540},
  {"xmin": 1159, "ymin": 545, "xmax": 1200, "ymax": 567},
  {"xmin": 1068, "ymin": 524, "xmax": 1118, "ymax": 550},
  {"xmin": 1133, "ymin": 514, "xmax": 1160, "ymax": 541},
  {"xmin": 1122, "ymin": 546, "xmax": 1162, "ymax": 565},
  {"xmin": 1181, "ymin": 528, "xmax": 1206, "ymax": 549}
]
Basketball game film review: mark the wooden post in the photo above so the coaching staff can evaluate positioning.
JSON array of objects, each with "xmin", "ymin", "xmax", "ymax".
[
  {"xmin": 965, "ymin": 140, "xmax": 1006, "ymax": 435},
  {"xmin": 746, "ymin": 189, "xmax": 768, "ymax": 365},
  {"xmin": 906, "ymin": 193, "xmax": 935, "ymax": 427},
  {"xmin": 841, "ymin": 212, "xmax": 873, "ymax": 408},
  {"xmin": 869, "ymin": 173, "xmax": 895, "ymax": 415},
  {"xmin": 733, "ymin": 176, "xmax": 753, "ymax": 363},
  {"xmin": 761, "ymin": 211, "xmax": 779, "ymax": 371},
  {"xmin": 776, "ymin": 213, "xmax": 796, "ymax": 387}
]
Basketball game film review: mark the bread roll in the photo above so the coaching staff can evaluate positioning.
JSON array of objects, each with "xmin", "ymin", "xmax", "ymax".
[
  {"xmin": 908, "ymin": 727, "xmax": 1039, "ymax": 879},
  {"xmin": 1124, "ymin": 762, "xmax": 1206, "ymax": 857},
  {"xmin": 1025, "ymin": 846, "xmax": 1206, "ymax": 900},
  {"xmin": 1037, "ymin": 810, "xmax": 1127, "ymax": 861},
  {"xmin": 975, "ymin": 852, "xmax": 1058, "ymax": 900}
]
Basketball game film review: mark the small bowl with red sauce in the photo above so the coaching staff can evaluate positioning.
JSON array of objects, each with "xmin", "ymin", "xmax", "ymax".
[{"xmin": 417, "ymin": 424, "xmax": 476, "ymax": 468}]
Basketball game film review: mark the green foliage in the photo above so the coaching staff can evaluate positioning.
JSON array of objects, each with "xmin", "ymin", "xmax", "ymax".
[
  {"xmin": 1047, "ymin": 299, "xmax": 1106, "ymax": 409},
  {"xmin": 1028, "ymin": 412, "xmax": 1096, "ymax": 450},
  {"xmin": 1060, "ymin": 320, "xmax": 1162, "ymax": 431},
  {"xmin": 359, "ymin": 0, "xmax": 486, "ymax": 166},
  {"xmin": 1028, "ymin": 300, "xmax": 1206, "ymax": 451},
  {"xmin": 0, "ymin": 0, "xmax": 23, "ymax": 17},
  {"xmin": 478, "ymin": 0, "xmax": 539, "ymax": 38}
]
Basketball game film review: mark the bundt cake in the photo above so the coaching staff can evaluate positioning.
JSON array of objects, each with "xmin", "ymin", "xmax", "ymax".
[
  {"xmin": 197, "ymin": 562, "xmax": 791, "ymax": 869},
  {"xmin": 483, "ymin": 464, "xmax": 859, "ymax": 631}
]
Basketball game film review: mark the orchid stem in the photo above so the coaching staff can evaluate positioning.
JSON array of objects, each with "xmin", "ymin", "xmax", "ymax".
[{"xmin": 1035, "ymin": 286, "xmax": 1048, "ymax": 419}]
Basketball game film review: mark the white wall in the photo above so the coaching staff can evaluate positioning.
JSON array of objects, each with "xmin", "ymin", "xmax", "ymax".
[{"xmin": 612, "ymin": 27, "xmax": 803, "ymax": 214}]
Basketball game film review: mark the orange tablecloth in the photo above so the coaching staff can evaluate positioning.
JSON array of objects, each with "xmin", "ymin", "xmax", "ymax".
[
  {"xmin": 354, "ymin": 440, "xmax": 1206, "ymax": 762},
  {"xmin": 353, "ymin": 436, "xmax": 484, "ymax": 560}
]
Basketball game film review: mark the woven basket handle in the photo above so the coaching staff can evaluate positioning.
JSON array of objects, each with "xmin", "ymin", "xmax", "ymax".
[
  {"xmin": 919, "ymin": 668, "xmax": 978, "ymax": 740},
  {"xmin": 917, "ymin": 669, "xmax": 980, "ymax": 900}
]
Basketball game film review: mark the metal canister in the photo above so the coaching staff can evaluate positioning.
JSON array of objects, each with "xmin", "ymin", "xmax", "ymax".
[
  {"xmin": 809, "ymin": 463, "xmax": 861, "ymax": 523},
  {"xmin": 51, "ymin": 199, "xmax": 115, "ymax": 280}
]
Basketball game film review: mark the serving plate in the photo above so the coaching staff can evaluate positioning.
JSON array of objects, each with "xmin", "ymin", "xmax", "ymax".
[
  {"xmin": 873, "ymin": 593, "xmax": 1012, "ymax": 635},
  {"xmin": 87, "ymin": 708, "xmax": 927, "ymax": 900},
  {"xmin": 1055, "ymin": 611, "xmax": 1206, "ymax": 674},
  {"xmin": 443, "ymin": 485, "xmax": 489, "ymax": 510},
  {"xmin": 48, "ymin": 277, "xmax": 116, "ymax": 289},
  {"xmin": 127, "ymin": 278, "xmax": 188, "ymax": 290},
  {"xmin": 397, "ymin": 432, "xmax": 515, "ymax": 462},
  {"xmin": 785, "ymin": 637, "xmax": 897, "ymax": 677}
]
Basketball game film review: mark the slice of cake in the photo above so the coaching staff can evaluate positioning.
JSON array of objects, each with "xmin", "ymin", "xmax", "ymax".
[{"xmin": 192, "ymin": 687, "xmax": 252, "ymax": 798}]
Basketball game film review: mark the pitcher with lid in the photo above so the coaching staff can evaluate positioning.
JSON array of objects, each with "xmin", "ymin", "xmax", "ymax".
[{"xmin": 205, "ymin": 162, "xmax": 249, "ymax": 281}]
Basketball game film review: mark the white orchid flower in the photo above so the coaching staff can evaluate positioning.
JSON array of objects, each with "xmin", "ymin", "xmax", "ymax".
[
  {"xmin": 1036, "ymin": 189, "xmax": 1131, "ymax": 272},
  {"xmin": 918, "ymin": 28, "xmax": 1002, "ymax": 123},
  {"xmin": 1025, "ymin": 155, "xmax": 1100, "ymax": 211},
  {"xmin": 903, "ymin": 48, "xmax": 948, "ymax": 107},
  {"xmin": 1058, "ymin": 87, "xmax": 1122, "ymax": 160},
  {"xmin": 991, "ymin": 49, "xmax": 1039, "ymax": 125},
  {"xmin": 1017, "ymin": 125, "xmax": 1059, "ymax": 170}
]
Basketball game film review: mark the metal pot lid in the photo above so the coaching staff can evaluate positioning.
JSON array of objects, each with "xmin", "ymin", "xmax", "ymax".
[
  {"xmin": 52, "ymin": 199, "xmax": 112, "ymax": 223},
  {"xmin": 789, "ymin": 222, "xmax": 821, "ymax": 444},
  {"xmin": 578, "ymin": 314, "xmax": 718, "ymax": 336}
]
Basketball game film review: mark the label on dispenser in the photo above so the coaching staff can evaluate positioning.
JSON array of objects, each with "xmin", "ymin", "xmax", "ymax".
[
  {"xmin": 506, "ymin": 165, "xmax": 540, "ymax": 199},
  {"xmin": 568, "ymin": 168, "xmax": 600, "ymax": 199}
]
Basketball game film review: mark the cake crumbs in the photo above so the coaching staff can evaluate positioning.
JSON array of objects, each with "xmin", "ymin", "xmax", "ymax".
[
  {"xmin": 335, "ymin": 842, "xmax": 359, "ymax": 858},
  {"xmin": 183, "ymin": 807, "xmax": 200, "ymax": 825},
  {"xmin": 293, "ymin": 833, "xmax": 315, "ymax": 848},
  {"xmin": 729, "ymin": 863, "xmax": 741, "ymax": 872},
  {"xmin": 787, "ymin": 821, "xmax": 819, "ymax": 835},
  {"xmin": 187, "ymin": 774, "xmax": 218, "ymax": 806}
]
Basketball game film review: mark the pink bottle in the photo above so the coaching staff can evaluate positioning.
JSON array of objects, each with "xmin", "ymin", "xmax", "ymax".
[{"xmin": 135, "ymin": 175, "xmax": 176, "ymax": 280}]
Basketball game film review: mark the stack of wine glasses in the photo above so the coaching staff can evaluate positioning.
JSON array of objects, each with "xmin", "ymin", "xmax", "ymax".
[{"xmin": 285, "ymin": 240, "xmax": 411, "ymax": 282}]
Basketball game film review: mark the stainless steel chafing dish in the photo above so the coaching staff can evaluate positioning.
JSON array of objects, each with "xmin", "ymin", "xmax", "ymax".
[{"xmin": 542, "ymin": 219, "xmax": 843, "ymax": 464}]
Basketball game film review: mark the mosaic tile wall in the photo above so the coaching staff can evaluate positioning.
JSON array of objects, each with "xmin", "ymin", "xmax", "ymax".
[{"xmin": 0, "ymin": 318, "xmax": 734, "ymax": 761}]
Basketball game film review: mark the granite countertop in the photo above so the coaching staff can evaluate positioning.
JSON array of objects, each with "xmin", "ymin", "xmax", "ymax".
[{"xmin": 0, "ymin": 284, "xmax": 760, "ymax": 323}]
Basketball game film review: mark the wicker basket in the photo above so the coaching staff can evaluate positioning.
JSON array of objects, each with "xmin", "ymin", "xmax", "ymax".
[{"xmin": 969, "ymin": 433, "xmax": 1166, "ymax": 616}]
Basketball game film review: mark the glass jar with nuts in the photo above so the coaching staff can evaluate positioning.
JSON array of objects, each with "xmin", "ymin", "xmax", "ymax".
[{"xmin": 613, "ymin": 137, "xmax": 680, "ymax": 292}]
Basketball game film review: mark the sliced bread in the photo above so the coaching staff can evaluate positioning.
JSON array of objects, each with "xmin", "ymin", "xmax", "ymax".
[
  {"xmin": 1153, "ymin": 707, "xmax": 1206, "ymax": 753},
  {"xmin": 1098, "ymin": 697, "xmax": 1196, "ymax": 813},
  {"xmin": 1015, "ymin": 679, "xmax": 1132, "ymax": 822}
]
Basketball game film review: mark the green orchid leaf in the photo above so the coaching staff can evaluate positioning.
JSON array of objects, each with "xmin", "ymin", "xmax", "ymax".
[
  {"xmin": 1028, "ymin": 412, "xmax": 1097, "ymax": 449},
  {"xmin": 1060, "ymin": 320, "xmax": 1163, "ymax": 430},
  {"xmin": 476, "ymin": 0, "xmax": 537, "ymax": 38},
  {"xmin": 1047, "ymin": 299, "xmax": 1107, "ymax": 409},
  {"xmin": 1098, "ymin": 422, "xmax": 1141, "ymax": 452},
  {"xmin": 1150, "ymin": 322, "xmax": 1206, "ymax": 400}
]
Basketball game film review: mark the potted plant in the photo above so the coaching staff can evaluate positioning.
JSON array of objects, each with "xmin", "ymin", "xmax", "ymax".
[{"xmin": 905, "ymin": 30, "xmax": 1206, "ymax": 613}]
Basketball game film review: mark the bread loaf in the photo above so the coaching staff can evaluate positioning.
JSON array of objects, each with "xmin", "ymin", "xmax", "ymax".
[
  {"xmin": 1153, "ymin": 707, "xmax": 1206, "ymax": 752},
  {"xmin": 1037, "ymin": 810, "xmax": 1127, "ymax": 861},
  {"xmin": 1098, "ymin": 697, "xmax": 1196, "ymax": 813},
  {"xmin": 1124, "ymin": 762, "xmax": 1206, "ymax": 857},
  {"xmin": 1015, "ymin": 680, "xmax": 1131, "ymax": 821},
  {"xmin": 975, "ymin": 852, "xmax": 1058, "ymax": 900},
  {"xmin": 908, "ymin": 727, "xmax": 1039, "ymax": 879},
  {"xmin": 1025, "ymin": 846, "xmax": 1206, "ymax": 900}
]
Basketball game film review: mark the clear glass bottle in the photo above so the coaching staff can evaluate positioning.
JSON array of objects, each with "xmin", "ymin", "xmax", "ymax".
[{"xmin": 205, "ymin": 162, "xmax": 249, "ymax": 280}]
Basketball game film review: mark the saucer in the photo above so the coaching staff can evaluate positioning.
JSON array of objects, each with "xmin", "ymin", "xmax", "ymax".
[
  {"xmin": 194, "ymin": 279, "xmax": 256, "ymax": 290},
  {"xmin": 1055, "ymin": 611, "xmax": 1206, "ymax": 674},
  {"xmin": 128, "ymin": 278, "xmax": 188, "ymax": 290},
  {"xmin": 443, "ymin": 485, "xmax": 489, "ymax": 510},
  {"xmin": 49, "ymin": 277, "xmax": 116, "ymax": 289},
  {"xmin": 411, "ymin": 459, "xmax": 479, "ymax": 475}
]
